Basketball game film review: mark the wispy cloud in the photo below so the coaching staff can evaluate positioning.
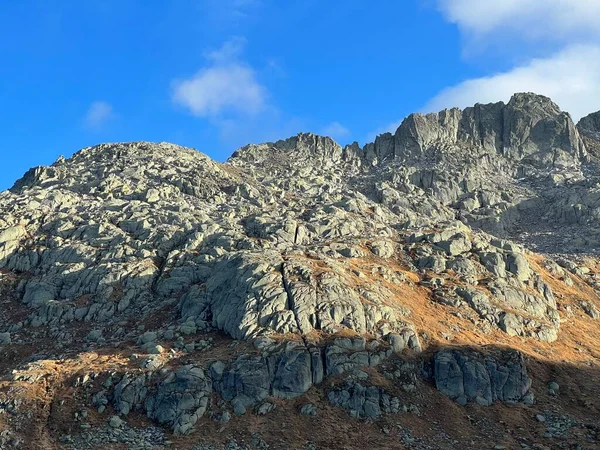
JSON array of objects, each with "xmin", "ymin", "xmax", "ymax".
[
  {"xmin": 83, "ymin": 101, "xmax": 114, "ymax": 130},
  {"xmin": 196, "ymin": 0, "xmax": 262, "ymax": 29},
  {"xmin": 172, "ymin": 37, "xmax": 267, "ymax": 118},
  {"xmin": 321, "ymin": 121, "xmax": 350, "ymax": 141}
]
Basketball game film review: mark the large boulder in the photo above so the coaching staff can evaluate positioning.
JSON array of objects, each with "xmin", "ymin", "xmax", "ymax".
[{"xmin": 434, "ymin": 349, "xmax": 533, "ymax": 406}]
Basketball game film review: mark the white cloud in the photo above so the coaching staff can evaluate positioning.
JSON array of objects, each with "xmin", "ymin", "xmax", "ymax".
[
  {"xmin": 172, "ymin": 66, "xmax": 265, "ymax": 117},
  {"xmin": 437, "ymin": 0, "xmax": 600, "ymax": 43},
  {"xmin": 172, "ymin": 38, "xmax": 267, "ymax": 118},
  {"xmin": 83, "ymin": 101, "xmax": 113, "ymax": 129},
  {"xmin": 424, "ymin": 44, "xmax": 600, "ymax": 121},
  {"xmin": 321, "ymin": 122, "xmax": 350, "ymax": 141}
]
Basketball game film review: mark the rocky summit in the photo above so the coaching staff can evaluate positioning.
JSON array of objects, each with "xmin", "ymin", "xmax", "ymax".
[{"xmin": 1, "ymin": 93, "xmax": 600, "ymax": 449}]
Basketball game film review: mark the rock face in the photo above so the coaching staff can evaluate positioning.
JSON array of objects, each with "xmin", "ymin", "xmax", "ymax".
[
  {"xmin": 110, "ymin": 365, "xmax": 212, "ymax": 435},
  {"xmin": 578, "ymin": 111, "xmax": 600, "ymax": 137},
  {"xmin": 434, "ymin": 349, "xmax": 533, "ymax": 406},
  {"xmin": 367, "ymin": 93, "xmax": 586, "ymax": 169},
  {"xmin": 2, "ymin": 93, "xmax": 600, "ymax": 447}
]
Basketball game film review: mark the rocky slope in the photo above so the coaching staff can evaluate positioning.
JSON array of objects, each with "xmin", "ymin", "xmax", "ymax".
[{"xmin": 1, "ymin": 93, "xmax": 600, "ymax": 449}]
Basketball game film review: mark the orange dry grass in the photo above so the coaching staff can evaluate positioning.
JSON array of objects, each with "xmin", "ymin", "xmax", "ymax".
[{"xmin": 345, "ymin": 254, "xmax": 600, "ymax": 369}]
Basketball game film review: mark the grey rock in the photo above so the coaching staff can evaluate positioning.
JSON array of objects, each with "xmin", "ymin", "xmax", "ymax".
[
  {"xmin": 256, "ymin": 402, "xmax": 275, "ymax": 416},
  {"xmin": 328, "ymin": 381, "xmax": 384, "ymax": 419},
  {"xmin": 212, "ymin": 355, "xmax": 271, "ymax": 410},
  {"xmin": 369, "ymin": 240, "xmax": 395, "ymax": 258},
  {"xmin": 548, "ymin": 381, "xmax": 560, "ymax": 395},
  {"xmin": 417, "ymin": 254, "xmax": 447, "ymax": 272},
  {"xmin": 581, "ymin": 301, "xmax": 600, "ymax": 318},
  {"xmin": 86, "ymin": 329, "xmax": 103, "ymax": 343},
  {"xmin": 137, "ymin": 331, "xmax": 158, "ymax": 345},
  {"xmin": 215, "ymin": 410, "xmax": 231, "ymax": 423},
  {"xmin": 299, "ymin": 404, "xmax": 317, "ymax": 417},
  {"xmin": 114, "ymin": 373, "xmax": 149, "ymax": 415},
  {"xmin": 0, "ymin": 95, "xmax": 591, "ymax": 357},
  {"xmin": 108, "ymin": 415, "xmax": 124, "ymax": 428},
  {"xmin": 434, "ymin": 349, "xmax": 533, "ymax": 406},
  {"xmin": 145, "ymin": 366, "xmax": 212, "ymax": 435},
  {"xmin": 0, "ymin": 332, "xmax": 11, "ymax": 345},
  {"xmin": 386, "ymin": 330, "xmax": 421, "ymax": 353},
  {"xmin": 479, "ymin": 252, "xmax": 507, "ymax": 278},
  {"xmin": 506, "ymin": 253, "xmax": 531, "ymax": 281},
  {"xmin": 272, "ymin": 347, "xmax": 315, "ymax": 399},
  {"xmin": 438, "ymin": 233, "xmax": 472, "ymax": 256}
]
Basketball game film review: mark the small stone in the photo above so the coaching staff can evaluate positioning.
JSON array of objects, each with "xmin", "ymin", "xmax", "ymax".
[
  {"xmin": 522, "ymin": 391, "xmax": 535, "ymax": 405},
  {"xmin": 0, "ymin": 332, "xmax": 12, "ymax": 345},
  {"xmin": 184, "ymin": 343, "xmax": 195, "ymax": 353},
  {"xmin": 179, "ymin": 324, "xmax": 197, "ymax": 335},
  {"xmin": 137, "ymin": 331, "xmax": 157, "ymax": 345},
  {"xmin": 535, "ymin": 414, "xmax": 546, "ymax": 422},
  {"xmin": 86, "ymin": 329, "xmax": 103, "ymax": 343},
  {"xmin": 142, "ymin": 343, "xmax": 164, "ymax": 355},
  {"xmin": 215, "ymin": 411, "xmax": 231, "ymax": 423},
  {"xmin": 145, "ymin": 188, "xmax": 160, "ymax": 203},
  {"xmin": 109, "ymin": 415, "xmax": 124, "ymax": 428},
  {"xmin": 300, "ymin": 404, "xmax": 317, "ymax": 417},
  {"xmin": 455, "ymin": 396, "xmax": 468, "ymax": 406},
  {"xmin": 581, "ymin": 301, "xmax": 599, "ymax": 319},
  {"xmin": 164, "ymin": 329, "xmax": 175, "ymax": 340},
  {"xmin": 232, "ymin": 399, "xmax": 247, "ymax": 416},
  {"xmin": 257, "ymin": 402, "xmax": 275, "ymax": 416}
]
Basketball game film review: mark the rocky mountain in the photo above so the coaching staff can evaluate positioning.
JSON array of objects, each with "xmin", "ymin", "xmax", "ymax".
[{"xmin": 1, "ymin": 93, "xmax": 600, "ymax": 449}]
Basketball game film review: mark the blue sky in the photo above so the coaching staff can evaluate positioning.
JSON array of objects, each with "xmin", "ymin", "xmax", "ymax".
[{"xmin": 2, "ymin": 0, "xmax": 600, "ymax": 190}]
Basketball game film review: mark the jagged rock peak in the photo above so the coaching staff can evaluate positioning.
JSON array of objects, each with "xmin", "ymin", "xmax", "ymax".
[
  {"xmin": 228, "ymin": 133, "xmax": 353, "ymax": 173},
  {"xmin": 576, "ymin": 111, "xmax": 600, "ymax": 158},
  {"xmin": 506, "ymin": 92, "xmax": 562, "ymax": 116},
  {"xmin": 227, "ymin": 93, "xmax": 586, "ymax": 174},
  {"xmin": 229, "ymin": 133, "xmax": 343, "ymax": 162},
  {"xmin": 366, "ymin": 92, "xmax": 586, "ymax": 169},
  {"xmin": 578, "ymin": 110, "xmax": 600, "ymax": 135}
]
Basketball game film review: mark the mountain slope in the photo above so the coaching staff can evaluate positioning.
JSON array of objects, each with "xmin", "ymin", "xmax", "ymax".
[{"xmin": 0, "ymin": 93, "xmax": 600, "ymax": 449}]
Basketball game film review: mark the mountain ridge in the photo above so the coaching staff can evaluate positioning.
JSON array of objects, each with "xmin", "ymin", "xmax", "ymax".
[{"xmin": 12, "ymin": 92, "xmax": 596, "ymax": 195}]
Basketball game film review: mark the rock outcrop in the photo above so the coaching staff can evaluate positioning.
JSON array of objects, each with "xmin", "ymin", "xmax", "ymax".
[{"xmin": 434, "ymin": 349, "xmax": 533, "ymax": 406}]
